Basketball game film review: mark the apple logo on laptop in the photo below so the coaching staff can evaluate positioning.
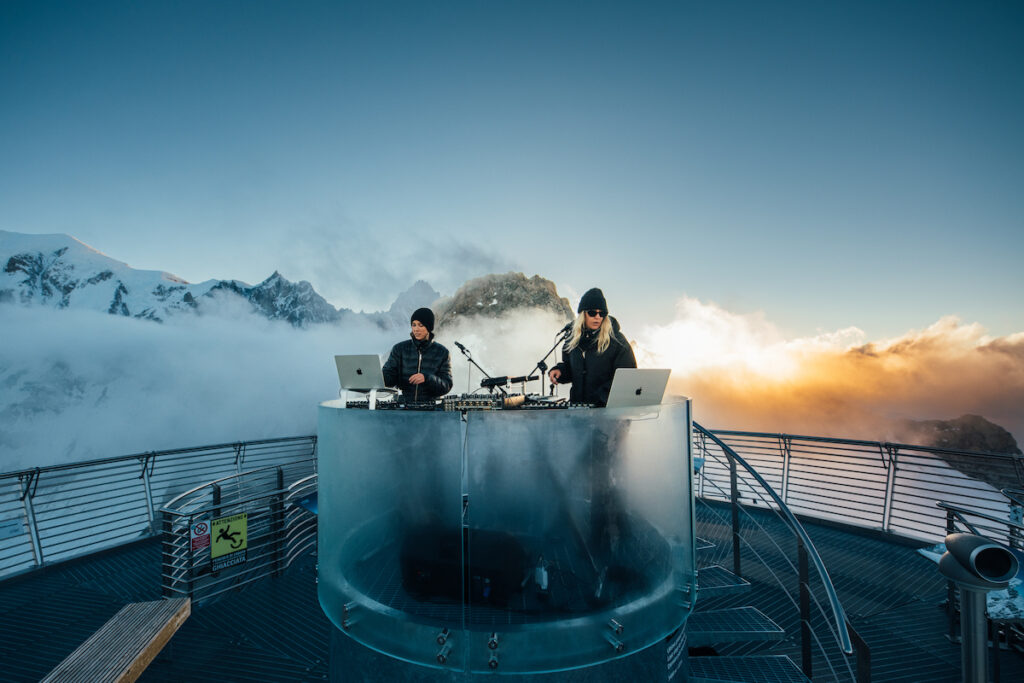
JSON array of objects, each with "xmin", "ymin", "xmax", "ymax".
[
  {"xmin": 356, "ymin": 368, "xmax": 363, "ymax": 375},
  {"xmin": 635, "ymin": 388, "xmax": 642, "ymax": 396}
]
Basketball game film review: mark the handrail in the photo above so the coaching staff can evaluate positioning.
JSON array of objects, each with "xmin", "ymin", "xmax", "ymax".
[
  {"xmin": 0, "ymin": 436, "xmax": 317, "ymax": 581},
  {"xmin": 937, "ymin": 501, "xmax": 1024, "ymax": 533},
  {"xmin": 162, "ymin": 464, "xmax": 291, "ymax": 514},
  {"xmin": 1002, "ymin": 487, "xmax": 1024, "ymax": 507},
  {"xmin": 0, "ymin": 435, "xmax": 315, "ymax": 479},
  {"xmin": 709, "ymin": 429, "xmax": 1022, "ymax": 461},
  {"xmin": 694, "ymin": 421, "xmax": 854, "ymax": 655}
]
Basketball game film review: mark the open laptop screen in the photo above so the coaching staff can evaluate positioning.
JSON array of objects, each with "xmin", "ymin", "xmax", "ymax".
[
  {"xmin": 604, "ymin": 368, "xmax": 671, "ymax": 409},
  {"xmin": 334, "ymin": 354, "xmax": 388, "ymax": 392}
]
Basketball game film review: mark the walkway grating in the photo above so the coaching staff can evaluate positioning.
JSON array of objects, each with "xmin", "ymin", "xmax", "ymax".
[
  {"xmin": 690, "ymin": 654, "xmax": 810, "ymax": 683},
  {"xmin": 698, "ymin": 564, "xmax": 752, "ymax": 598},
  {"xmin": 1, "ymin": 507, "xmax": 1022, "ymax": 681},
  {"xmin": 687, "ymin": 606, "xmax": 785, "ymax": 647}
]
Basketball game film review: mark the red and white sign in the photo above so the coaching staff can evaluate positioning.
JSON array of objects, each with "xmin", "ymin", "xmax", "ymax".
[{"xmin": 190, "ymin": 519, "xmax": 211, "ymax": 552}]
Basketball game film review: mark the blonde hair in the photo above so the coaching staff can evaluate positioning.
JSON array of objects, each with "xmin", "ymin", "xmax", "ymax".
[{"xmin": 566, "ymin": 312, "xmax": 613, "ymax": 354}]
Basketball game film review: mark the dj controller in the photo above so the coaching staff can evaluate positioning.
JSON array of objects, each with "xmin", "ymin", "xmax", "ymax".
[{"xmin": 343, "ymin": 394, "xmax": 593, "ymax": 411}]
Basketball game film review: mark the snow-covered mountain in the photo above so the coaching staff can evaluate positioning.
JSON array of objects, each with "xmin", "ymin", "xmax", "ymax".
[
  {"xmin": 0, "ymin": 230, "xmax": 580, "ymax": 471},
  {"xmin": 0, "ymin": 230, "xmax": 404, "ymax": 327}
]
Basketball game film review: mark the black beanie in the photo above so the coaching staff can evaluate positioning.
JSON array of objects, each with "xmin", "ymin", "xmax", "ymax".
[
  {"xmin": 577, "ymin": 288, "xmax": 608, "ymax": 314},
  {"xmin": 411, "ymin": 307, "xmax": 435, "ymax": 332}
]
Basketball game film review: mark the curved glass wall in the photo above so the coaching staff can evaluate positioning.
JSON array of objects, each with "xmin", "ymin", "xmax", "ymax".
[{"xmin": 317, "ymin": 398, "xmax": 695, "ymax": 674}]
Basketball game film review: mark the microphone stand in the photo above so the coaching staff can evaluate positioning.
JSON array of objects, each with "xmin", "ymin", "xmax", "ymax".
[
  {"xmin": 525, "ymin": 326, "xmax": 571, "ymax": 397},
  {"xmin": 455, "ymin": 343, "xmax": 507, "ymax": 396}
]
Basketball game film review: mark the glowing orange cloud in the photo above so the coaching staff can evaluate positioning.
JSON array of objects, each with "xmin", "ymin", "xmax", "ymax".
[{"xmin": 636, "ymin": 299, "xmax": 1024, "ymax": 446}]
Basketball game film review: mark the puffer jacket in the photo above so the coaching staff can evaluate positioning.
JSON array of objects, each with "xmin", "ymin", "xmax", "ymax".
[
  {"xmin": 551, "ymin": 316, "xmax": 637, "ymax": 406},
  {"xmin": 382, "ymin": 334, "xmax": 453, "ymax": 401}
]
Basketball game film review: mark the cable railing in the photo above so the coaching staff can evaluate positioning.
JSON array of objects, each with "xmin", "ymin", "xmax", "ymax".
[
  {"xmin": 5, "ymin": 425, "xmax": 1016, "ymax": 585},
  {"xmin": 694, "ymin": 423, "xmax": 868, "ymax": 683},
  {"xmin": 3, "ymin": 421, "xmax": 1020, "ymax": 681},
  {"xmin": 0, "ymin": 436, "xmax": 317, "ymax": 581},
  {"xmin": 160, "ymin": 465, "xmax": 318, "ymax": 603},
  {"xmin": 702, "ymin": 429, "xmax": 1022, "ymax": 544}
]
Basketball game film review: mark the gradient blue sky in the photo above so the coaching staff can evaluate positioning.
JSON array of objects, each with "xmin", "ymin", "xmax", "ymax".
[{"xmin": 2, "ymin": 0, "xmax": 1022, "ymax": 339}]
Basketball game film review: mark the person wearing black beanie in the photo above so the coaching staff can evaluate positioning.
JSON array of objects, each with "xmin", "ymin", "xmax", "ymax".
[
  {"xmin": 382, "ymin": 307, "xmax": 452, "ymax": 401},
  {"xmin": 548, "ymin": 288, "xmax": 636, "ymax": 407}
]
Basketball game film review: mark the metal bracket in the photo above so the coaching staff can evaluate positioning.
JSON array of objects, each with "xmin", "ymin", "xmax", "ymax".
[
  {"xmin": 19, "ymin": 468, "xmax": 41, "ymax": 501},
  {"xmin": 779, "ymin": 435, "xmax": 793, "ymax": 503},
  {"xmin": 138, "ymin": 452, "xmax": 156, "ymax": 479}
]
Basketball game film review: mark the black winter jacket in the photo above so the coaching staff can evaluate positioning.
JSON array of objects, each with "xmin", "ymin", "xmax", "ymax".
[
  {"xmin": 551, "ymin": 316, "xmax": 637, "ymax": 406},
  {"xmin": 382, "ymin": 335, "xmax": 453, "ymax": 401}
]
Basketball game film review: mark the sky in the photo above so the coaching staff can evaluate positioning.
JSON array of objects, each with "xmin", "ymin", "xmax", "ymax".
[{"xmin": 2, "ymin": 0, "xmax": 1023, "ymax": 341}]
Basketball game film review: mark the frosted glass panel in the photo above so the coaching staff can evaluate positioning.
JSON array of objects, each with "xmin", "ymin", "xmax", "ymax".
[
  {"xmin": 317, "ymin": 402, "xmax": 467, "ymax": 669},
  {"xmin": 317, "ymin": 398, "xmax": 695, "ymax": 674}
]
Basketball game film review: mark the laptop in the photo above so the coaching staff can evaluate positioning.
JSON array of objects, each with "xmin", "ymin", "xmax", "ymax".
[
  {"xmin": 333, "ymin": 355, "xmax": 396, "ymax": 408},
  {"xmin": 334, "ymin": 354, "xmax": 389, "ymax": 391},
  {"xmin": 604, "ymin": 368, "xmax": 671, "ymax": 409}
]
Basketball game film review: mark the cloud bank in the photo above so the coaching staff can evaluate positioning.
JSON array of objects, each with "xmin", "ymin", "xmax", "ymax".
[
  {"xmin": 2, "ymin": 294, "xmax": 1020, "ymax": 473},
  {"xmin": 636, "ymin": 297, "xmax": 1024, "ymax": 445},
  {"xmin": 277, "ymin": 223, "xmax": 517, "ymax": 312},
  {"xmin": 0, "ymin": 304, "xmax": 397, "ymax": 471}
]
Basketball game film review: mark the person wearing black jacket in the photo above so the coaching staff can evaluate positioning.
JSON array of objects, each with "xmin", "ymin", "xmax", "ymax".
[
  {"xmin": 382, "ymin": 307, "xmax": 453, "ymax": 402},
  {"xmin": 548, "ymin": 288, "xmax": 637, "ymax": 407}
]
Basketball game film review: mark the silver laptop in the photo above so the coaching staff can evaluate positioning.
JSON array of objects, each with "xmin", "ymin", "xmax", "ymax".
[
  {"xmin": 604, "ymin": 368, "xmax": 671, "ymax": 409},
  {"xmin": 334, "ymin": 354, "xmax": 389, "ymax": 392}
]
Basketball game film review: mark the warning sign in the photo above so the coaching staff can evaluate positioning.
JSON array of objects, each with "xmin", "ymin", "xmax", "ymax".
[
  {"xmin": 211, "ymin": 513, "xmax": 248, "ymax": 568},
  {"xmin": 190, "ymin": 519, "xmax": 210, "ymax": 553}
]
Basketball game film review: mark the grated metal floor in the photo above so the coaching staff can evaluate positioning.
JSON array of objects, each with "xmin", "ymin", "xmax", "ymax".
[
  {"xmin": 1, "ymin": 512, "xmax": 1022, "ymax": 682},
  {"xmin": 688, "ymin": 606, "xmax": 785, "ymax": 647},
  {"xmin": 690, "ymin": 654, "xmax": 810, "ymax": 683},
  {"xmin": 693, "ymin": 501, "xmax": 1024, "ymax": 682}
]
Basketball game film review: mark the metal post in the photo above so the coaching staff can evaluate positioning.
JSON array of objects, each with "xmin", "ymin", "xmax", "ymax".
[
  {"xmin": 212, "ymin": 484, "xmax": 222, "ymax": 518},
  {"xmin": 234, "ymin": 442, "xmax": 245, "ymax": 475},
  {"xmin": 161, "ymin": 512, "xmax": 174, "ymax": 597},
  {"xmin": 187, "ymin": 512, "xmax": 197, "ymax": 600},
  {"xmin": 272, "ymin": 466, "xmax": 285, "ymax": 577},
  {"xmin": 959, "ymin": 587, "xmax": 988, "ymax": 683},
  {"xmin": 848, "ymin": 621, "xmax": 871, "ymax": 683},
  {"xmin": 696, "ymin": 432, "xmax": 707, "ymax": 498},
  {"xmin": 779, "ymin": 436, "xmax": 792, "ymax": 505},
  {"xmin": 1009, "ymin": 505, "xmax": 1023, "ymax": 550},
  {"xmin": 140, "ymin": 453, "xmax": 156, "ymax": 529},
  {"xmin": 946, "ymin": 511, "xmax": 958, "ymax": 643},
  {"xmin": 989, "ymin": 620, "xmax": 1000, "ymax": 683},
  {"xmin": 729, "ymin": 452, "xmax": 741, "ymax": 578},
  {"xmin": 19, "ymin": 469, "xmax": 43, "ymax": 567},
  {"xmin": 799, "ymin": 541, "xmax": 812, "ymax": 678},
  {"xmin": 880, "ymin": 445, "xmax": 899, "ymax": 533}
]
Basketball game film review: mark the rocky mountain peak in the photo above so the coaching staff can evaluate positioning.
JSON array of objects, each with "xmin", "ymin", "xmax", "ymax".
[
  {"xmin": 388, "ymin": 280, "xmax": 441, "ymax": 317},
  {"xmin": 433, "ymin": 272, "xmax": 573, "ymax": 328},
  {"xmin": 899, "ymin": 414, "xmax": 1021, "ymax": 455}
]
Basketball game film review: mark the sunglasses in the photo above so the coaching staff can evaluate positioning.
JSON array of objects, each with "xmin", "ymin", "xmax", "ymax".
[{"xmin": 585, "ymin": 309, "xmax": 605, "ymax": 318}]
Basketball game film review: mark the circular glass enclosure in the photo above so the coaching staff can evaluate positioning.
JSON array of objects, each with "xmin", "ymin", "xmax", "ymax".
[{"xmin": 317, "ymin": 398, "xmax": 695, "ymax": 674}]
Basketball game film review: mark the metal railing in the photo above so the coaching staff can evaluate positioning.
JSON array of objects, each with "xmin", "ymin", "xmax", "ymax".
[
  {"xmin": 0, "ymin": 436, "xmax": 317, "ymax": 581},
  {"xmin": 694, "ymin": 423, "xmax": 869, "ymax": 682},
  {"xmin": 699, "ymin": 429, "xmax": 1022, "ymax": 544},
  {"xmin": 5, "ymin": 425, "xmax": 1015, "ymax": 585},
  {"xmin": 936, "ymin": 491, "xmax": 1024, "ymax": 683},
  {"xmin": 160, "ymin": 465, "xmax": 317, "ymax": 602}
]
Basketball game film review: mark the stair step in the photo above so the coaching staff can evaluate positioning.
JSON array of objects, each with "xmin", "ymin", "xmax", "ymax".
[
  {"xmin": 686, "ymin": 606, "xmax": 785, "ymax": 647},
  {"xmin": 697, "ymin": 565, "xmax": 751, "ymax": 598},
  {"xmin": 690, "ymin": 655, "xmax": 810, "ymax": 683},
  {"xmin": 696, "ymin": 536, "xmax": 716, "ymax": 551}
]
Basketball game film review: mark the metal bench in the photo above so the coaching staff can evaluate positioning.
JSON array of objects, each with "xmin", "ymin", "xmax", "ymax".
[{"xmin": 42, "ymin": 597, "xmax": 191, "ymax": 683}]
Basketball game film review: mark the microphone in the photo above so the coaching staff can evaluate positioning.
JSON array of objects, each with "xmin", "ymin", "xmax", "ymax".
[
  {"xmin": 557, "ymin": 322, "xmax": 573, "ymax": 336},
  {"xmin": 454, "ymin": 341, "xmax": 469, "ymax": 355}
]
